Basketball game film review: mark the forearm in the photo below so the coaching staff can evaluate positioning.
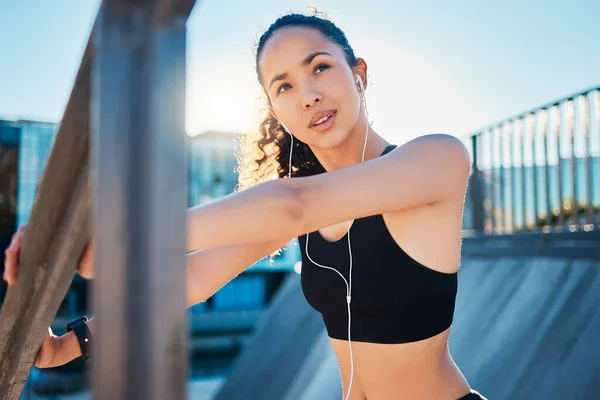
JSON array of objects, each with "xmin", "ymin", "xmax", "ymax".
[
  {"xmin": 186, "ymin": 179, "xmax": 302, "ymax": 252},
  {"xmin": 185, "ymin": 236, "xmax": 293, "ymax": 307},
  {"xmin": 48, "ymin": 204, "xmax": 291, "ymax": 365}
]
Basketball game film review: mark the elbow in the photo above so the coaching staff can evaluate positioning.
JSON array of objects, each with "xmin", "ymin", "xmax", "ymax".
[
  {"xmin": 433, "ymin": 133, "xmax": 471, "ymax": 180},
  {"xmin": 441, "ymin": 135, "xmax": 472, "ymax": 198}
]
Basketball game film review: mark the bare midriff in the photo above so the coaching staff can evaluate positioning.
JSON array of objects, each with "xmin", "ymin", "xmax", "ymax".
[{"xmin": 329, "ymin": 327, "xmax": 471, "ymax": 400}]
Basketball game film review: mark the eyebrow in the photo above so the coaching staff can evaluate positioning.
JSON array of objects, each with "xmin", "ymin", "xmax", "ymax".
[{"xmin": 268, "ymin": 51, "xmax": 333, "ymax": 90}]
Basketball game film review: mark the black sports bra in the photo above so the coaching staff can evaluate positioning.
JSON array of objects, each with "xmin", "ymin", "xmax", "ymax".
[{"xmin": 298, "ymin": 144, "xmax": 458, "ymax": 344}]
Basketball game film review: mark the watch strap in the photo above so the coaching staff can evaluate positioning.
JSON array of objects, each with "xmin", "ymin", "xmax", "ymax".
[{"xmin": 65, "ymin": 316, "xmax": 92, "ymax": 363}]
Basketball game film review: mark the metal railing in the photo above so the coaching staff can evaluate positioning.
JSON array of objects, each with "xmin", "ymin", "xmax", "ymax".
[{"xmin": 465, "ymin": 85, "xmax": 600, "ymax": 236}]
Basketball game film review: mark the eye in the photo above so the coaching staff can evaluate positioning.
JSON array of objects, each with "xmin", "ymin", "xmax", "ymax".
[
  {"xmin": 277, "ymin": 83, "xmax": 291, "ymax": 95},
  {"xmin": 314, "ymin": 64, "xmax": 330, "ymax": 75}
]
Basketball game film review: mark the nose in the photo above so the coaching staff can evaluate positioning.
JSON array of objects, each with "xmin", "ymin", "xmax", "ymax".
[{"xmin": 302, "ymin": 90, "xmax": 322, "ymax": 110}]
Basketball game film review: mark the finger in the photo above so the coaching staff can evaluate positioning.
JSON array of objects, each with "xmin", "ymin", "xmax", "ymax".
[
  {"xmin": 5, "ymin": 233, "xmax": 19, "ymax": 262},
  {"xmin": 6, "ymin": 229, "xmax": 26, "ymax": 281},
  {"xmin": 5, "ymin": 238, "xmax": 17, "ymax": 258},
  {"xmin": 6, "ymin": 270, "xmax": 16, "ymax": 286},
  {"xmin": 4, "ymin": 251, "xmax": 15, "ymax": 284},
  {"xmin": 3, "ymin": 260, "xmax": 13, "ymax": 285},
  {"xmin": 3, "ymin": 254, "xmax": 13, "ymax": 281}
]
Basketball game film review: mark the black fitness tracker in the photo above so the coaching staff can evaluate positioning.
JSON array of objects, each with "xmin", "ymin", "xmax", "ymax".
[{"xmin": 65, "ymin": 316, "xmax": 92, "ymax": 364}]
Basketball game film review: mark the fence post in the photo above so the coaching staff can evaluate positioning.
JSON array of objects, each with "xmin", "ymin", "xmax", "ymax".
[
  {"xmin": 91, "ymin": 1, "xmax": 191, "ymax": 399},
  {"xmin": 469, "ymin": 134, "xmax": 485, "ymax": 233}
]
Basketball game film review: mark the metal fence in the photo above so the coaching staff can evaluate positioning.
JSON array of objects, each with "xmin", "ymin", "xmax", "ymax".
[{"xmin": 465, "ymin": 86, "xmax": 600, "ymax": 235}]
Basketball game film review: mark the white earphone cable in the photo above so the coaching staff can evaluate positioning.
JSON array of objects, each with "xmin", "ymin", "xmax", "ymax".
[{"xmin": 286, "ymin": 74, "xmax": 368, "ymax": 400}]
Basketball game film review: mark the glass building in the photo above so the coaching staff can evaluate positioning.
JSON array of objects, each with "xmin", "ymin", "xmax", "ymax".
[
  {"xmin": 0, "ymin": 122, "xmax": 20, "ymax": 242},
  {"xmin": 0, "ymin": 119, "xmax": 58, "ymax": 302},
  {"xmin": 0, "ymin": 119, "xmax": 58, "ymax": 230},
  {"xmin": 16, "ymin": 122, "xmax": 58, "ymax": 227}
]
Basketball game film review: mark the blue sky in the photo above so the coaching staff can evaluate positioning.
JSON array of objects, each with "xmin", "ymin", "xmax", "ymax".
[{"xmin": 0, "ymin": 0, "xmax": 598, "ymax": 145}]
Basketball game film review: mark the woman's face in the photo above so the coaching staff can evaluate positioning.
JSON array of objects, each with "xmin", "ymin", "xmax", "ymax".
[{"xmin": 258, "ymin": 27, "xmax": 366, "ymax": 150}]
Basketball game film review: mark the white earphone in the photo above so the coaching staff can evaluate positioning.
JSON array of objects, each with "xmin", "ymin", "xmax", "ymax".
[
  {"xmin": 355, "ymin": 74, "xmax": 365, "ymax": 92},
  {"xmin": 282, "ymin": 73, "xmax": 368, "ymax": 400}
]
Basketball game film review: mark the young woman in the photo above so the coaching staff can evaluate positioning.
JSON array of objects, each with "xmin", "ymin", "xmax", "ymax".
[{"xmin": 4, "ymin": 12, "xmax": 486, "ymax": 400}]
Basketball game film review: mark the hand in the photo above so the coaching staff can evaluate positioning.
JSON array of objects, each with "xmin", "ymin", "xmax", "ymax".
[
  {"xmin": 35, "ymin": 327, "xmax": 82, "ymax": 368},
  {"xmin": 3, "ymin": 225, "xmax": 94, "ymax": 286}
]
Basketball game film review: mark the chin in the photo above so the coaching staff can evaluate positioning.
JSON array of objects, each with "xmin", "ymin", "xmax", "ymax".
[{"xmin": 310, "ymin": 129, "xmax": 352, "ymax": 150}]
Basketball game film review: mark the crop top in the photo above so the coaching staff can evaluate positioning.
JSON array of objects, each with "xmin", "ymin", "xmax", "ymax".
[{"xmin": 298, "ymin": 144, "xmax": 458, "ymax": 344}]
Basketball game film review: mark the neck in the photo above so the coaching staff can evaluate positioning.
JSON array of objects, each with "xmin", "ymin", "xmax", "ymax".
[{"xmin": 312, "ymin": 125, "xmax": 390, "ymax": 172}]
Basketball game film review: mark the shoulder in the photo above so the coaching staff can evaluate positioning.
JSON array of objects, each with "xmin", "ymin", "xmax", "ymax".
[
  {"xmin": 389, "ymin": 133, "xmax": 470, "ymax": 164},
  {"xmin": 386, "ymin": 133, "xmax": 471, "ymax": 184}
]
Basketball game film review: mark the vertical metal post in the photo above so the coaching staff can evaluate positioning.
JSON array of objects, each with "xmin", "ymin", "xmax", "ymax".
[
  {"xmin": 489, "ymin": 128, "xmax": 497, "ymax": 232},
  {"xmin": 91, "ymin": 2, "xmax": 188, "ymax": 400},
  {"xmin": 484, "ymin": 130, "xmax": 494, "ymax": 232},
  {"xmin": 569, "ymin": 99, "xmax": 579, "ymax": 229},
  {"xmin": 531, "ymin": 113, "xmax": 540, "ymax": 230},
  {"xmin": 542, "ymin": 109, "xmax": 552, "ymax": 230},
  {"xmin": 584, "ymin": 92, "xmax": 595, "ymax": 226},
  {"xmin": 555, "ymin": 105, "xmax": 565, "ymax": 229},
  {"xmin": 594, "ymin": 91, "xmax": 600, "ymax": 228},
  {"xmin": 497, "ymin": 125, "xmax": 505, "ymax": 233},
  {"xmin": 469, "ymin": 134, "xmax": 485, "ymax": 233},
  {"xmin": 507, "ymin": 121, "xmax": 517, "ymax": 232},
  {"xmin": 502, "ymin": 121, "xmax": 515, "ymax": 233},
  {"xmin": 520, "ymin": 117, "xmax": 528, "ymax": 230}
]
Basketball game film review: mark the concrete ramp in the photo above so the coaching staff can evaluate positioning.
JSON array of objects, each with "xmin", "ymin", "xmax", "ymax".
[
  {"xmin": 213, "ymin": 273, "xmax": 327, "ymax": 400},
  {"xmin": 215, "ymin": 257, "xmax": 600, "ymax": 400},
  {"xmin": 450, "ymin": 257, "xmax": 600, "ymax": 399},
  {"xmin": 283, "ymin": 330, "xmax": 341, "ymax": 400}
]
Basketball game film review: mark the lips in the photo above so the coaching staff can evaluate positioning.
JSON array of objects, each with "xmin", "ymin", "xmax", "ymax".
[{"xmin": 309, "ymin": 110, "xmax": 337, "ymax": 128}]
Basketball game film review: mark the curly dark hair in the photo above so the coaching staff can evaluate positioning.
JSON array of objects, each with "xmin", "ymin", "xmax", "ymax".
[{"xmin": 236, "ymin": 10, "xmax": 360, "ymax": 190}]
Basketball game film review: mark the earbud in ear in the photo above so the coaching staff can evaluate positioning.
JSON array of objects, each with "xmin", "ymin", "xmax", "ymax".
[{"xmin": 355, "ymin": 74, "xmax": 365, "ymax": 92}]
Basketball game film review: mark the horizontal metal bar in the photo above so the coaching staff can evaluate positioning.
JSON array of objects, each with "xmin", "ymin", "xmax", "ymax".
[
  {"xmin": 467, "ymin": 84, "xmax": 600, "ymax": 139},
  {"xmin": 463, "ymin": 229, "xmax": 600, "ymax": 241}
]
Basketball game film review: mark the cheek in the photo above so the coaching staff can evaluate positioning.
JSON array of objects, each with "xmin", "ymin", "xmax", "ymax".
[
  {"xmin": 273, "ymin": 101, "xmax": 298, "ymax": 128},
  {"xmin": 326, "ymin": 71, "xmax": 358, "ymax": 106},
  {"xmin": 331, "ymin": 80, "xmax": 360, "ymax": 123}
]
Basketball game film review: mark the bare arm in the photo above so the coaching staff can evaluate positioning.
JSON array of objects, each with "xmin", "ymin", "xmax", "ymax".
[
  {"xmin": 185, "ymin": 236, "xmax": 294, "ymax": 307},
  {"xmin": 186, "ymin": 133, "xmax": 471, "ymax": 251},
  {"xmin": 59, "ymin": 237, "xmax": 294, "ymax": 363}
]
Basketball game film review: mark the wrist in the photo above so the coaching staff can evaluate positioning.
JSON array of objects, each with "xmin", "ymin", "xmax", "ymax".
[{"xmin": 58, "ymin": 331, "xmax": 82, "ymax": 364}]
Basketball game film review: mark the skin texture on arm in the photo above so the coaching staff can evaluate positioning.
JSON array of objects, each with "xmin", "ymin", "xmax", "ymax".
[{"xmin": 185, "ymin": 133, "xmax": 471, "ymax": 252}]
